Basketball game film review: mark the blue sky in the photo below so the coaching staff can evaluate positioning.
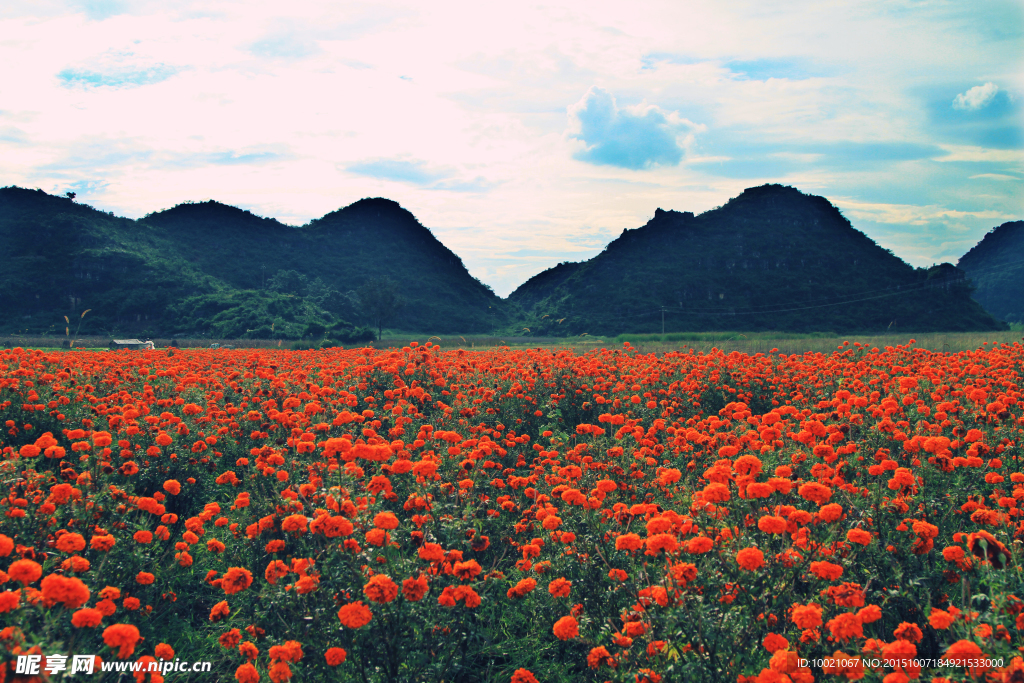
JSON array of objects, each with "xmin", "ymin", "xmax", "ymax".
[{"xmin": 1, "ymin": 0, "xmax": 1021, "ymax": 296}]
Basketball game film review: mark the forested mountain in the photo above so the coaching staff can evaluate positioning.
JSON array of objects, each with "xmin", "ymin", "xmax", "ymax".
[
  {"xmin": 508, "ymin": 184, "xmax": 1007, "ymax": 335},
  {"xmin": 958, "ymin": 220, "xmax": 1024, "ymax": 324},
  {"xmin": 0, "ymin": 187, "xmax": 509, "ymax": 339}
]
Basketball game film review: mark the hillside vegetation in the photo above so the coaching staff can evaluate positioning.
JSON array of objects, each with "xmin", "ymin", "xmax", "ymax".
[
  {"xmin": 958, "ymin": 220, "xmax": 1024, "ymax": 324},
  {"xmin": 508, "ymin": 185, "xmax": 1006, "ymax": 336},
  {"xmin": 0, "ymin": 188, "xmax": 509, "ymax": 339}
]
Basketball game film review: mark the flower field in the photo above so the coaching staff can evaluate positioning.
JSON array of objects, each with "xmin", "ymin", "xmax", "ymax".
[{"xmin": 0, "ymin": 340, "xmax": 1022, "ymax": 682}]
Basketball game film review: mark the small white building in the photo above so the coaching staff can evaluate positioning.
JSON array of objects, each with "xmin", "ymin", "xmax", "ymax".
[{"xmin": 110, "ymin": 339, "xmax": 155, "ymax": 350}]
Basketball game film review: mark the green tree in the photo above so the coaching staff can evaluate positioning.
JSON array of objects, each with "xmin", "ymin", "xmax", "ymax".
[{"xmin": 356, "ymin": 277, "xmax": 404, "ymax": 340}]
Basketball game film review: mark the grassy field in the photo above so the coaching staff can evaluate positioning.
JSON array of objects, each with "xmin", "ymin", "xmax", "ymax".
[{"xmin": 4, "ymin": 330, "xmax": 1022, "ymax": 355}]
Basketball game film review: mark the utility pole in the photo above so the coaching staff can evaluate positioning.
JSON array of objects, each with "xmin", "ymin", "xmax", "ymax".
[{"xmin": 661, "ymin": 307, "xmax": 665, "ymax": 334}]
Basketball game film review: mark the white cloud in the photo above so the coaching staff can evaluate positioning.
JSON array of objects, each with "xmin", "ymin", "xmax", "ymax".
[{"xmin": 953, "ymin": 82, "xmax": 999, "ymax": 110}]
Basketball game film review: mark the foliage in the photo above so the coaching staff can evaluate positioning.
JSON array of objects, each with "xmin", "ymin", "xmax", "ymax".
[
  {"xmin": 0, "ymin": 188, "xmax": 511, "ymax": 338},
  {"xmin": 957, "ymin": 220, "xmax": 1024, "ymax": 324},
  {"xmin": 508, "ymin": 185, "xmax": 1008, "ymax": 336},
  {"xmin": 356, "ymin": 277, "xmax": 405, "ymax": 341},
  {"xmin": 0, "ymin": 340, "xmax": 1022, "ymax": 682}
]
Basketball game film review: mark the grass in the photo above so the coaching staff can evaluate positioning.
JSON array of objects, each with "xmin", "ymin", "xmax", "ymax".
[{"xmin": 5, "ymin": 331, "xmax": 1022, "ymax": 355}]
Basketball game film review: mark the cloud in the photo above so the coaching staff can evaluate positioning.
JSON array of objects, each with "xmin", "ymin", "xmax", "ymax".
[
  {"xmin": 567, "ymin": 87, "xmax": 703, "ymax": 170},
  {"xmin": 346, "ymin": 159, "xmax": 448, "ymax": 184},
  {"xmin": 57, "ymin": 64, "xmax": 179, "ymax": 88},
  {"xmin": 953, "ymin": 82, "xmax": 999, "ymax": 111},
  {"xmin": 248, "ymin": 34, "xmax": 321, "ymax": 60},
  {"xmin": 345, "ymin": 158, "xmax": 492, "ymax": 192}
]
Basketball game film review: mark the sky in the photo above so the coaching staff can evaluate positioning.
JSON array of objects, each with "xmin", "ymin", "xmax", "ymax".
[{"xmin": 1, "ymin": 0, "xmax": 1022, "ymax": 297}]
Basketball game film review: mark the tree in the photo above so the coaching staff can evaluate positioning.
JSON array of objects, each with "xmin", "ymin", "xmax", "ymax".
[{"xmin": 356, "ymin": 277, "xmax": 404, "ymax": 341}]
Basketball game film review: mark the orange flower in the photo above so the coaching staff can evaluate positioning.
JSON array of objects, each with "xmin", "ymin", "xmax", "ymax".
[
  {"xmin": 418, "ymin": 543, "xmax": 445, "ymax": 562},
  {"xmin": 268, "ymin": 641, "xmax": 303, "ymax": 663},
  {"xmin": 929, "ymin": 609, "xmax": 954, "ymax": 630},
  {"xmin": 71, "ymin": 608, "xmax": 103, "ymax": 628},
  {"xmin": 736, "ymin": 547, "xmax": 765, "ymax": 571},
  {"xmin": 941, "ymin": 640, "xmax": 985, "ymax": 668},
  {"xmin": 325, "ymin": 647, "xmax": 347, "ymax": 666},
  {"xmin": 846, "ymin": 528, "xmax": 872, "ymax": 546},
  {"xmin": 281, "ymin": 515, "xmax": 308, "ymax": 534},
  {"xmin": 155, "ymin": 643, "xmax": 175, "ymax": 660},
  {"xmin": 791, "ymin": 603, "xmax": 823, "ymax": 629},
  {"xmin": 809, "ymin": 561, "xmax": 843, "ymax": 581},
  {"xmin": 373, "ymin": 511, "xmax": 399, "ymax": 529},
  {"xmin": 645, "ymin": 533, "xmax": 679, "ymax": 555},
  {"xmin": 825, "ymin": 612, "xmax": 863, "ymax": 642},
  {"xmin": 136, "ymin": 572, "xmax": 155, "ymax": 585},
  {"xmin": 548, "ymin": 577, "xmax": 572, "ymax": 598},
  {"xmin": 41, "ymin": 574, "xmax": 91, "ymax": 609},
  {"xmin": 893, "ymin": 622, "xmax": 923, "ymax": 643},
  {"xmin": 210, "ymin": 601, "xmax": 230, "ymax": 622},
  {"xmin": 615, "ymin": 533, "xmax": 643, "ymax": 552},
  {"xmin": 587, "ymin": 646, "xmax": 614, "ymax": 669},
  {"xmin": 56, "ymin": 533, "xmax": 86, "ymax": 553},
  {"xmin": 337, "ymin": 601, "xmax": 373, "ymax": 628},
  {"xmin": 269, "ymin": 661, "xmax": 291, "ymax": 683},
  {"xmin": 552, "ymin": 615, "xmax": 579, "ymax": 640},
  {"xmin": 222, "ymin": 567, "xmax": 253, "ymax": 595},
  {"xmin": 511, "ymin": 669, "xmax": 539, "ymax": 683},
  {"xmin": 0, "ymin": 591, "xmax": 20, "ymax": 613},
  {"xmin": 102, "ymin": 623, "xmax": 141, "ymax": 659},
  {"xmin": 797, "ymin": 482, "xmax": 832, "ymax": 505},
  {"xmin": 163, "ymin": 479, "xmax": 180, "ymax": 495},
  {"xmin": 453, "ymin": 560, "xmax": 482, "ymax": 581},
  {"xmin": 758, "ymin": 516, "xmax": 787, "ymax": 534},
  {"xmin": 363, "ymin": 575, "xmax": 398, "ymax": 604},
  {"xmin": 686, "ymin": 537, "xmax": 713, "ymax": 554},
  {"xmin": 402, "ymin": 575, "xmax": 429, "ymax": 602},
  {"xmin": 763, "ymin": 633, "xmax": 789, "ymax": 652},
  {"xmin": 8, "ymin": 559, "xmax": 42, "ymax": 584},
  {"xmin": 507, "ymin": 578, "xmax": 537, "ymax": 599},
  {"xmin": 235, "ymin": 663, "xmax": 259, "ymax": 683}
]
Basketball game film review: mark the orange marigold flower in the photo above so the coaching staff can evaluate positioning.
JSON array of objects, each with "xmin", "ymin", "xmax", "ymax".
[
  {"xmin": 791, "ymin": 603, "xmax": 823, "ymax": 629},
  {"xmin": 893, "ymin": 622, "xmax": 923, "ymax": 643},
  {"xmin": 222, "ymin": 567, "xmax": 253, "ymax": 595},
  {"xmin": 552, "ymin": 615, "xmax": 579, "ymax": 640},
  {"xmin": 615, "ymin": 533, "xmax": 643, "ymax": 552},
  {"xmin": 587, "ymin": 646, "xmax": 614, "ymax": 669},
  {"xmin": 418, "ymin": 543, "xmax": 445, "ymax": 562},
  {"xmin": 758, "ymin": 516, "xmax": 787, "ymax": 534},
  {"xmin": 817, "ymin": 504, "xmax": 843, "ymax": 523},
  {"xmin": 133, "ymin": 531, "xmax": 153, "ymax": 544},
  {"xmin": 0, "ymin": 590, "xmax": 20, "ymax": 613},
  {"xmin": 210, "ymin": 600, "xmax": 230, "ymax": 622},
  {"xmin": 136, "ymin": 572, "xmax": 155, "ymax": 585},
  {"xmin": 645, "ymin": 533, "xmax": 679, "ymax": 555},
  {"xmin": 507, "ymin": 578, "xmax": 537, "ymax": 599},
  {"xmin": 763, "ymin": 633, "xmax": 789, "ymax": 653},
  {"xmin": 797, "ymin": 482, "xmax": 832, "ymax": 505},
  {"xmin": 846, "ymin": 528, "xmax": 872, "ymax": 546},
  {"xmin": 511, "ymin": 669, "xmax": 539, "ymax": 683},
  {"xmin": 155, "ymin": 643, "xmax": 174, "ymax": 660},
  {"xmin": 363, "ymin": 575, "xmax": 398, "ymax": 604},
  {"xmin": 826, "ymin": 612, "xmax": 863, "ymax": 642},
  {"xmin": 929, "ymin": 609, "xmax": 954, "ymax": 630},
  {"xmin": 373, "ymin": 511, "xmax": 399, "ymax": 529},
  {"xmin": 41, "ymin": 574, "xmax": 90, "ymax": 609},
  {"xmin": 56, "ymin": 533, "xmax": 86, "ymax": 553},
  {"xmin": 269, "ymin": 661, "xmax": 292, "ymax": 683},
  {"xmin": 941, "ymin": 639, "xmax": 984, "ymax": 667},
  {"xmin": 857, "ymin": 605, "xmax": 882, "ymax": 624},
  {"xmin": 736, "ymin": 547, "xmax": 765, "ymax": 571},
  {"xmin": 235, "ymin": 663, "xmax": 259, "ymax": 683},
  {"xmin": 281, "ymin": 515, "xmax": 308, "ymax": 534},
  {"xmin": 219, "ymin": 628, "xmax": 242, "ymax": 649},
  {"xmin": 71, "ymin": 608, "xmax": 103, "ymax": 628},
  {"xmin": 325, "ymin": 647, "xmax": 347, "ymax": 666},
  {"xmin": 269, "ymin": 640, "xmax": 303, "ymax": 663},
  {"xmin": 453, "ymin": 559, "xmax": 482, "ymax": 581},
  {"xmin": 102, "ymin": 623, "xmax": 141, "ymax": 659},
  {"xmin": 402, "ymin": 575, "xmax": 429, "ymax": 602},
  {"xmin": 686, "ymin": 536, "xmax": 713, "ymax": 554},
  {"xmin": 163, "ymin": 479, "xmax": 181, "ymax": 495},
  {"xmin": 337, "ymin": 601, "xmax": 373, "ymax": 629},
  {"xmin": 548, "ymin": 577, "xmax": 572, "ymax": 598},
  {"xmin": 809, "ymin": 561, "xmax": 843, "ymax": 581},
  {"xmin": 8, "ymin": 559, "xmax": 42, "ymax": 584}
]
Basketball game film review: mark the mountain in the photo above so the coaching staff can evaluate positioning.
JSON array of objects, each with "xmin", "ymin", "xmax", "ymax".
[
  {"xmin": 507, "ymin": 184, "xmax": 1007, "ymax": 335},
  {"xmin": 0, "ymin": 187, "xmax": 509, "ymax": 339},
  {"xmin": 958, "ymin": 221, "xmax": 1024, "ymax": 324}
]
